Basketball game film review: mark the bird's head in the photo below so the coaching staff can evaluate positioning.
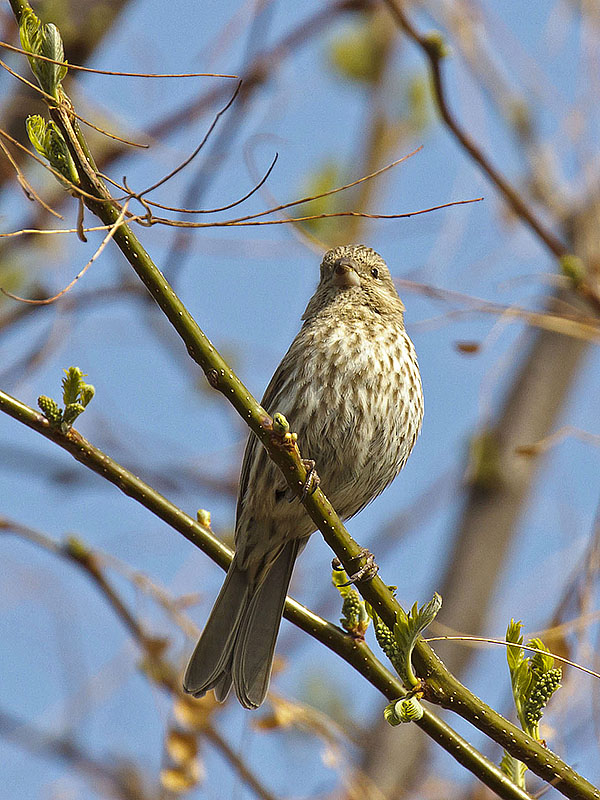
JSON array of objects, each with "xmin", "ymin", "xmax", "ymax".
[{"xmin": 302, "ymin": 244, "xmax": 405, "ymax": 320}]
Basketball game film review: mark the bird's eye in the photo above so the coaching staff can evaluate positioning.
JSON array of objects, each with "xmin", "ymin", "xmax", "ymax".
[{"xmin": 371, "ymin": 267, "xmax": 379, "ymax": 278}]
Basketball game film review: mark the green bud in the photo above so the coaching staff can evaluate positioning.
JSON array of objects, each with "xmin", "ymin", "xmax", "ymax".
[
  {"xmin": 26, "ymin": 115, "xmax": 79, "ymax": 185},
  {"xmin": 19, "ymin": 8, "xmax": 68, "ymax": 98},
  {"xmin": 505, "ymin": 621, "xmax": 562, "ymax": 744},
  {"xmin": 26, "ymin": 115, "xmax": 48, "ymax": 158},
  {"xmin": 340, "ymin": 590, "xmax": 369, "ymax": 636},
  {"xmin": 196, "ymin": 508, "xmax": 212, "ymax": 528},
  {"xmin": 384, "ymin": 696, "xmax": 424, "ymax": 726},
  {"xmin": 64, "ymin": 535, "xmax": 89, "ymax": 560},
  {"xmin": 373, "ymin": 613, "xmax": 400, "ymax": 664},
  {"xmin": 79, "ymin": 383, "xmax": 95, "ymax": 407},
  {"xmin": 396, "ymin": 696, "xmax": 424, "ymax": 722},
  {"xmin": 62, "ymin": 402, "xmax": 85, "ymax": 429},
  {"xmin": 37, "ymin": 395, "xmax": 62, "ymax": 425},
  {"xmin": 393, "ymin": 594, "xmax": 442, "ymax": 688},
  {"xmin": 272, "ymin": 413, "xmax": 290, "ymax": 436},
  {"xmin": 62, "ymin": 367, "xmax": 84, "ymax": 405},
  {"xmin": 523, "ymin": 668, "xmax": 562, "ymax": 725},
  {"xmin": 45, "ymin": 123, "xmax": 79, "ymax": 184}
]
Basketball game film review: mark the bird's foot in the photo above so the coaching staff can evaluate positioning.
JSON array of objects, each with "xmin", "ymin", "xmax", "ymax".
[
  {"xmin": 300, "ymin": 459, "xmax": 320, "ymax": 501},
  {"xmin": 332, "ymin": 548, "xmax": 379, "ymax": 585}
]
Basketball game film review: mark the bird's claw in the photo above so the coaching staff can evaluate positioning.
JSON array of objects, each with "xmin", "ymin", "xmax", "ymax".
[
  {"xmin": 333, "ymin": 548, "xmax": 379, "ymax": 586},
  {"xmin": 300, "ymin": 459, "xmax": 320, "ymax": 501}
]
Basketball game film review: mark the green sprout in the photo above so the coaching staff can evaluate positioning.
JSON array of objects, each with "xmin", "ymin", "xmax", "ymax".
[
  {"xmin": 196, "ymin": 509, "xmax": 212, "ymax": 529},
  {"xmin": 392, "ymin": 593, "xmax": 442, "ymax": 688},
  {"xmin": 368, "ymin": 593, "xmax": 441, "ymax": 728},
  {"xmin": 371, "ymin": 608, "xmax": 400, "ymax": 666},
  {"xmin": 501, "ymin": 619, "xmax": 562, "ymax": 789},
  {"xmin": 384, "ymin": 694, "xmax": 424, "ymax": 726},
  {"xmin": 272, "ymin": 412, "xmax": 290, "ymax": 436},
  {"xmin": 37, "ymin": 366, "xmax": 95, "ymax": 432},
  {"xmin": 37, "ymin": 395, "xmax": 62, "ymax": 426},
  {"xmin": 332, "ymin": 565, "xmax": 369, "ymax": 638},
  {"xmin": 26, "ymin": 114, "xmax": 79, "ymax": 185},
  {"xmin": 19, "ymin": 7, "xmax": 68, "ymax": 100}
]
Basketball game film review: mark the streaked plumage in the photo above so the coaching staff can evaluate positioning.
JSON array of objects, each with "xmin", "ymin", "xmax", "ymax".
[{"xmin": 184, "ymin": 244, "xmax": 424, "ymax": 708}]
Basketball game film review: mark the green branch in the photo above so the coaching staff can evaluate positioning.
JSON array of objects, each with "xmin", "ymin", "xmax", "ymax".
[{"xmin": 0, "ymin": 388, "xmax": 528, "ymax": 800}]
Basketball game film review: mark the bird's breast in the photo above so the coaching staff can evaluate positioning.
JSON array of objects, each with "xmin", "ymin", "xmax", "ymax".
[{"xmin": 285, "ymin": 313, "xmax": 423, "ymax": 518}]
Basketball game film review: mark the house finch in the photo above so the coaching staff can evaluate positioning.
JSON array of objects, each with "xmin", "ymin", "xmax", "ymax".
[{"xmin": 184, "ymin": 244, "xmax": 424, "ymax": 708}]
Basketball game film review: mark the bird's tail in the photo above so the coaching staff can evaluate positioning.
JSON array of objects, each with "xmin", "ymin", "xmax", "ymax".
[{"xmin": 183, "ymin": 538, "xmax": 300, "ymax": 709}]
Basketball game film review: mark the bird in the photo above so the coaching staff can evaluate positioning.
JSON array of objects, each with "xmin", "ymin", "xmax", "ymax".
[{"xmin": 183, "ymin": 244, "xmax": 424, "ymax": 709}]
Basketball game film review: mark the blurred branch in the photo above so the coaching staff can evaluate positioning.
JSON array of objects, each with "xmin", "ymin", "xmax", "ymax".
[
  {"xmin": 204, "ymin": 724, "xmax": 279, "ymax": 800},
  {"xmin": 0, "ymin": 490, "xmax": 521, "ymax": 798},
  {"xmin": 396, "ymin": 277, "xmax": 600, "ymax": 342},
  {"xmin": 0, "ymin": 282, "xmax": 146, "ymax": 334},
  {"xmin": 381, "ymin": 0, "xmax": 568, "ymax": 260},
  {"xmin": 0, "ymin": 516, "xmax": 278, "ymax": 800},
  {"xmin": 0, "ymin": 707, "xmax": 150, "ymax": 800},
  {"xmin": 148, "ymin": 1, "xmax": 371, "ymax": 141},
  {"xmin": 158, "ymin": 0, "xmax": 275, "ymax": 283}
]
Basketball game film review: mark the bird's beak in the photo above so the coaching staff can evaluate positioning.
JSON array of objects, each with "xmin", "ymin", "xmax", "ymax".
[{"xmin": 332, "ymin": 257, "xmax": 361, "ymax": 288}]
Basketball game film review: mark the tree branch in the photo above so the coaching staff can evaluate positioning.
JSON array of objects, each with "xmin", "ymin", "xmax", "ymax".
[
  {"xmin": 4, "ymin": 3, "xmax": 599, "ymax": 797},
  {"xmin": 0, "ymin": 390, "xmax": 532, "ymax": 800},
  {"xmin": 381, "ymin": 0, "xmax": 568, "ymax": 260}
]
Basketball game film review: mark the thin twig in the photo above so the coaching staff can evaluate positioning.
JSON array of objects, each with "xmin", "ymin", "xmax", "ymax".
[
  {"xmin": 107, "ymin": 153, "xmax": 279, "ymax": 215},
  {"xmin": 135, "ymin": 81, "xmax": 242, "ymax": 198},
  {"xmin": 396, "ymin": 278, "xmax": 600, "ymax": 343},
  {"xmin": 0, "ymin": 223, "xmax": 115, "ymax": 238},
  {"xmin": 0, "ymin": 38, "xmax": 238, "ymax": 78},
  {"xmin": 0, "ymin": 58, "xmax": 149, "ymax": 148},
  {"xmin": 0, "ymin": 708, "xmax": 147, "ymax": 800},
  {"xmin": 149, "ymin": 147, "xmax": 424, "ymax": 220},
  {"xmin": 514, "ymin": 425, "xmax": 600, "ymax": 457},
  {"xmin": 0, "ymin": 137, "xmax": 63, "ymax": 217},
  {"xmin": 1, "ymin": 201, "xmax": 129, "ymax": 304},
  {"xmin": 425, "ymin": 635, "xmax": 600, "ymax": 681},
  {"xmin": 146, "ymin": 196, "xmax": 483, "ymax": 228}
]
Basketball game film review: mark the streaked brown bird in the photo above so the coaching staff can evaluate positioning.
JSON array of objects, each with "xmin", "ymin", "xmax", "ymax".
[{"xmin": 184, "ymin": 244, "xmax": 424, "ymax": 708}]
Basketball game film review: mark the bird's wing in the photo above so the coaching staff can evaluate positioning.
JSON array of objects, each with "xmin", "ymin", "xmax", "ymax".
[{"xmin": 235, "ymin": 342, "xmax": 299, "ymax": 522}]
